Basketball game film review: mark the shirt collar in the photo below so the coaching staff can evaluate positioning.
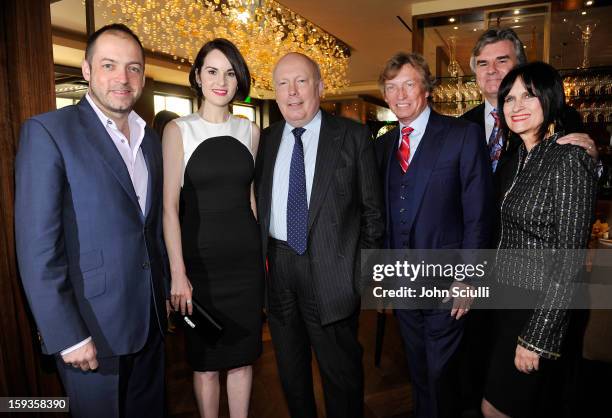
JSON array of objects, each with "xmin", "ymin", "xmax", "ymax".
[
  {"xmin": 399, "ymin": 105, "xmax": 430, "ymax": 137},
  {"xmin": 484, "ymin": 98, "xmax": 496, "ymax": 116},
  {"xmin": 85, "ymin": 93, "xmax": 146, "ymax": 137},
  {"xmin": 283, "ymin": 110, "xmax": 322, "ymax": 137}
]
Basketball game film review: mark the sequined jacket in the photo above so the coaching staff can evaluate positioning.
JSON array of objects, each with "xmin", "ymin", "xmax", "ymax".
[{"xmin": 495, "ymin": 134, "xmax": 597, "ymax": 359}]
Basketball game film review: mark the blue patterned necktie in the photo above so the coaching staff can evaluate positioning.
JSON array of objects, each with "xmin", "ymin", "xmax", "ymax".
[
  {"xmin": 287, "ymin": 127, "xmax": 308, "ymax": 255},
  {"xmin": 488, "ymin": 109, "xmax": 504, "ymax": 172}
]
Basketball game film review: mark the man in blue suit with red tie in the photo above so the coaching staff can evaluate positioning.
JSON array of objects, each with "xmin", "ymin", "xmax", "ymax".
[
  {"xmin": 375, "ymin": 52, "xmax": 494, "ymax": 418},
  {"xmin": 15, "ymin": 24, "xmax": 167, "ymax": 418}
]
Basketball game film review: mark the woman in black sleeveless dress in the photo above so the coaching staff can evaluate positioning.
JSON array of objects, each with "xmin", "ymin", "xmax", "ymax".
[{"xmin": 162, "ymin": 39, "xmax": 263, "ymax": 418}]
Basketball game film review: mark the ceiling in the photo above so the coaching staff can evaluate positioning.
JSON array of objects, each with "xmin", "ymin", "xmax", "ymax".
[
  {"xmin": 50, "ymin": 0, "xmax": 610, "ymax": 97},
  {"xmin": 277, "ymin": 0, "xmax": 414, "ymax": 84},
  {"xmin": 50, "ymin": 0, "xmax": 419, "ymax": 94}
]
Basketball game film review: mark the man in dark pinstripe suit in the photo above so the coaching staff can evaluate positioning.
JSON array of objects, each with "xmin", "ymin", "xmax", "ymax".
[{"xmin": 255, "ymin": 52, "xmax": 385, "ymax": 418}]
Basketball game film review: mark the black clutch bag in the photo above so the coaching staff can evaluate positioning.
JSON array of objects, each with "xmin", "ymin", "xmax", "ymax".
[{"xmin": 177, "ymin": 297, "xmax": 224, "ymax": 342}]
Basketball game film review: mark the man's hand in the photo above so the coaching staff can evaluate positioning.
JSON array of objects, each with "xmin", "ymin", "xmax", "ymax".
[
  {"xmin": 62, "ymin": 340, "xmax": 98, "ymax": 372},
  {"xmin": 515, "ymin": 344, "xmax": 539, "ymax": 374},
  {"xmin": 557, "ymin": 133, "xmax": 598, "ymax": 162},
  {"xmin": 444, "ymin": 281, "xmax": 473, "ymax": 320}
]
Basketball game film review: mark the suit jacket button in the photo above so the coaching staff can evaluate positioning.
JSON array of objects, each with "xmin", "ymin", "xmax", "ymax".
[
  {"xmin": 399, "ymin": 208, "xmax": 405, "ymax": 213},
  {"xmin": 142, "ymin": 261, "xmax": 150, "ymax": 269}
]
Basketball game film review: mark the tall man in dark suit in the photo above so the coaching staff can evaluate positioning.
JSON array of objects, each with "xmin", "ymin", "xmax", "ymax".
[
  {"xmin": 375, "ymin": 52, "xmax": 494, "ymax": 418},
  {"xmin": 15, "ymin": 24, "xmax": 167, "ymax": 418},
  {"xmin": 255, "ymin": 52, "xmax": 384, "ymax": 418}
]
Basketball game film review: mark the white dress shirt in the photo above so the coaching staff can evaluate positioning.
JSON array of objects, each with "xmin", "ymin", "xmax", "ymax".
[
  {"xmin": 484, "ymin": 99, "xmax": 497, "ymax": 145},
  {"xmin": 269, "ymin": 110, "xmax": 322, "ymax": 240},
  {"xmin": 397, "ymin": 106, "xmax": 431, "ymax": 164},
  {"xmin": 86, "ymin": 94, "xmax": 148, "ymax": 214}
]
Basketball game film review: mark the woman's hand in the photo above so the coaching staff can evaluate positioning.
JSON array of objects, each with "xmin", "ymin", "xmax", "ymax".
[
  {"xmin": 166, "ymin": 299, "xmax": 172, "ymax": 318},
  {"xmin": 170, "ymin": 274, "xmax": 193, "ymax": 315},
  {"xmin": 557, "ymin": 132, "xmax": 598, "ymax": 162},
  {"xmin": 514, "ymin": 344, "xmax": 540, "ymax": 374}
]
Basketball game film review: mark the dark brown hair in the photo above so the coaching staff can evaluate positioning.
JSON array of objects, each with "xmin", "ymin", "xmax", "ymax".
[
  {"xmin": 85, "ymin": 23, "xmax": 144, "ymax": 64},
  {"xmin": 189, "ymin": 38, "xmax": 251, "ymax": 102}
]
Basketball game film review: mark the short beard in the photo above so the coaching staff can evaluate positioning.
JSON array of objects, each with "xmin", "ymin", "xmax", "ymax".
[{"xmin": 89, "ymin": 88, "xmax": 138, "ymax": 115}]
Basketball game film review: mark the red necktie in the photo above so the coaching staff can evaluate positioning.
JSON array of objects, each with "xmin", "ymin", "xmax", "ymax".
[{"xmin": 396, "ymin": 126, "xmax": 413, "ymax": 173}]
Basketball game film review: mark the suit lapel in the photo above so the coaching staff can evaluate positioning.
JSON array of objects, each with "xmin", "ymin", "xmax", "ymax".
[
  {"xmin": 77, "ymin": 99, "xmax": 142, "ymax": 213},
  {"xmin": 307, "ymin": 111, "xmax": 343, "ymax": 231},
  {"xmin": 467, "ymin": 103, "xmax": 486, "ymax": 130},
  {"xmin": 260, "ymin": 121, "xmax": 285, "ymax": 235},
  {"xmin": 404, "ymin": 111, "xmax": 446, "ymax": 235},
  {"xmin": 478, "ymin": 104, "xmax": 486, "ymax": 129},
  {"xmin": 383, "ymin": 127, "xmax": 400, "ymax": 173},
  {"xmin": 381, "ymin": 128, "xmax": 400, "ymax": 247}
]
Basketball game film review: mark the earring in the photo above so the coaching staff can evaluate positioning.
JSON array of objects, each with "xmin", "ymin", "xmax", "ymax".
[{"xmin": 547, "ymin": 122, "xmax": 555, "ymax": 138}]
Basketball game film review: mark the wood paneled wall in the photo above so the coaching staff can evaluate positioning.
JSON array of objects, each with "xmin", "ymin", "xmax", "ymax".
[{"xmin": 0, "ymin": 1, "xmax": 65, "ymax": 414}]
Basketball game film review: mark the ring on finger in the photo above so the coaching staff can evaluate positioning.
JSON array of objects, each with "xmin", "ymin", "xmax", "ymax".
[{"xmin": 186, "ymin": 299, "xmax": 192, "ymax": 304}]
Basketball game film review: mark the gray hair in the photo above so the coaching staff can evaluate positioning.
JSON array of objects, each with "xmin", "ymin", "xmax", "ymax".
[{"xmin": 470, "ymin": 28, "xmax": 527, "ymax": 72}]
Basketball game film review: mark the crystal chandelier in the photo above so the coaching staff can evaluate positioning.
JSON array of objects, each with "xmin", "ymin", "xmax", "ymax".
[{"xmin": 96, "ymin": 0, "xmax": 351, "ymax": 96}]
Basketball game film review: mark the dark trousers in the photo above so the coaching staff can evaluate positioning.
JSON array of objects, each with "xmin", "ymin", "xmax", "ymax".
[
  {"xmin": 267, "ymin": 239, "xmax": 364, "ymax": 418},
  {"xmin": 56, "ymin": 313, "xmax": 164, "ymax": 418},
  {"xmin": 396, "ymin": 308, "xmax": 465, "ymax": 418}
]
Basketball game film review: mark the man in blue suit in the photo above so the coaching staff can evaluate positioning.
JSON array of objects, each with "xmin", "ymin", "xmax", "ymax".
[
  {"xmin": 375, "ymin": 52, "xmax": 494, "ymax": 418},
  {"xmin": 15, "ymin": 24, "xmax": 167, "ymax": 418}
]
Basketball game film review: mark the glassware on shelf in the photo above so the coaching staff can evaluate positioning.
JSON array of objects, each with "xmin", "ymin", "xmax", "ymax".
[
  {"xmin": 447, "ymin": 35, "xmax": 460, "ymax": 78},
  {"xmin": 444, "ymin": 84, "xmax": 455, "ymax": 103},
  {"xmin": 605, "ymin": 102, "xmax": 612, "ymax": 123},
  {"xmin": 593, "ymin": 75, "xmax": 602, "ymax": 95},
  {"xmin": 431, "ymin": 75, "xmax": 483, "ymax": 117},
  {"xmin": 575, "ymin": 21, "xmax": 598, "ymax": 69},
  {"xmin": 563, "ymin": 76, "xmax": 575, "ymax": 97},
  {"xmin": 579, "ymin": 100, "xmax": 589, "ymax": 124}
]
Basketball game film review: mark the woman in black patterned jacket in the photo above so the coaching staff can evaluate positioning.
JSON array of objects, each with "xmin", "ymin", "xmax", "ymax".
[{"xmin": 481, "ymin": 62, "xmax": 598, "ymax": 418}]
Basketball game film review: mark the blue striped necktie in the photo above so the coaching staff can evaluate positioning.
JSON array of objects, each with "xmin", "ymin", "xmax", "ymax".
[{"xmin": 287, "ymin": 127, "xmax": 308, "ymax": 255}]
